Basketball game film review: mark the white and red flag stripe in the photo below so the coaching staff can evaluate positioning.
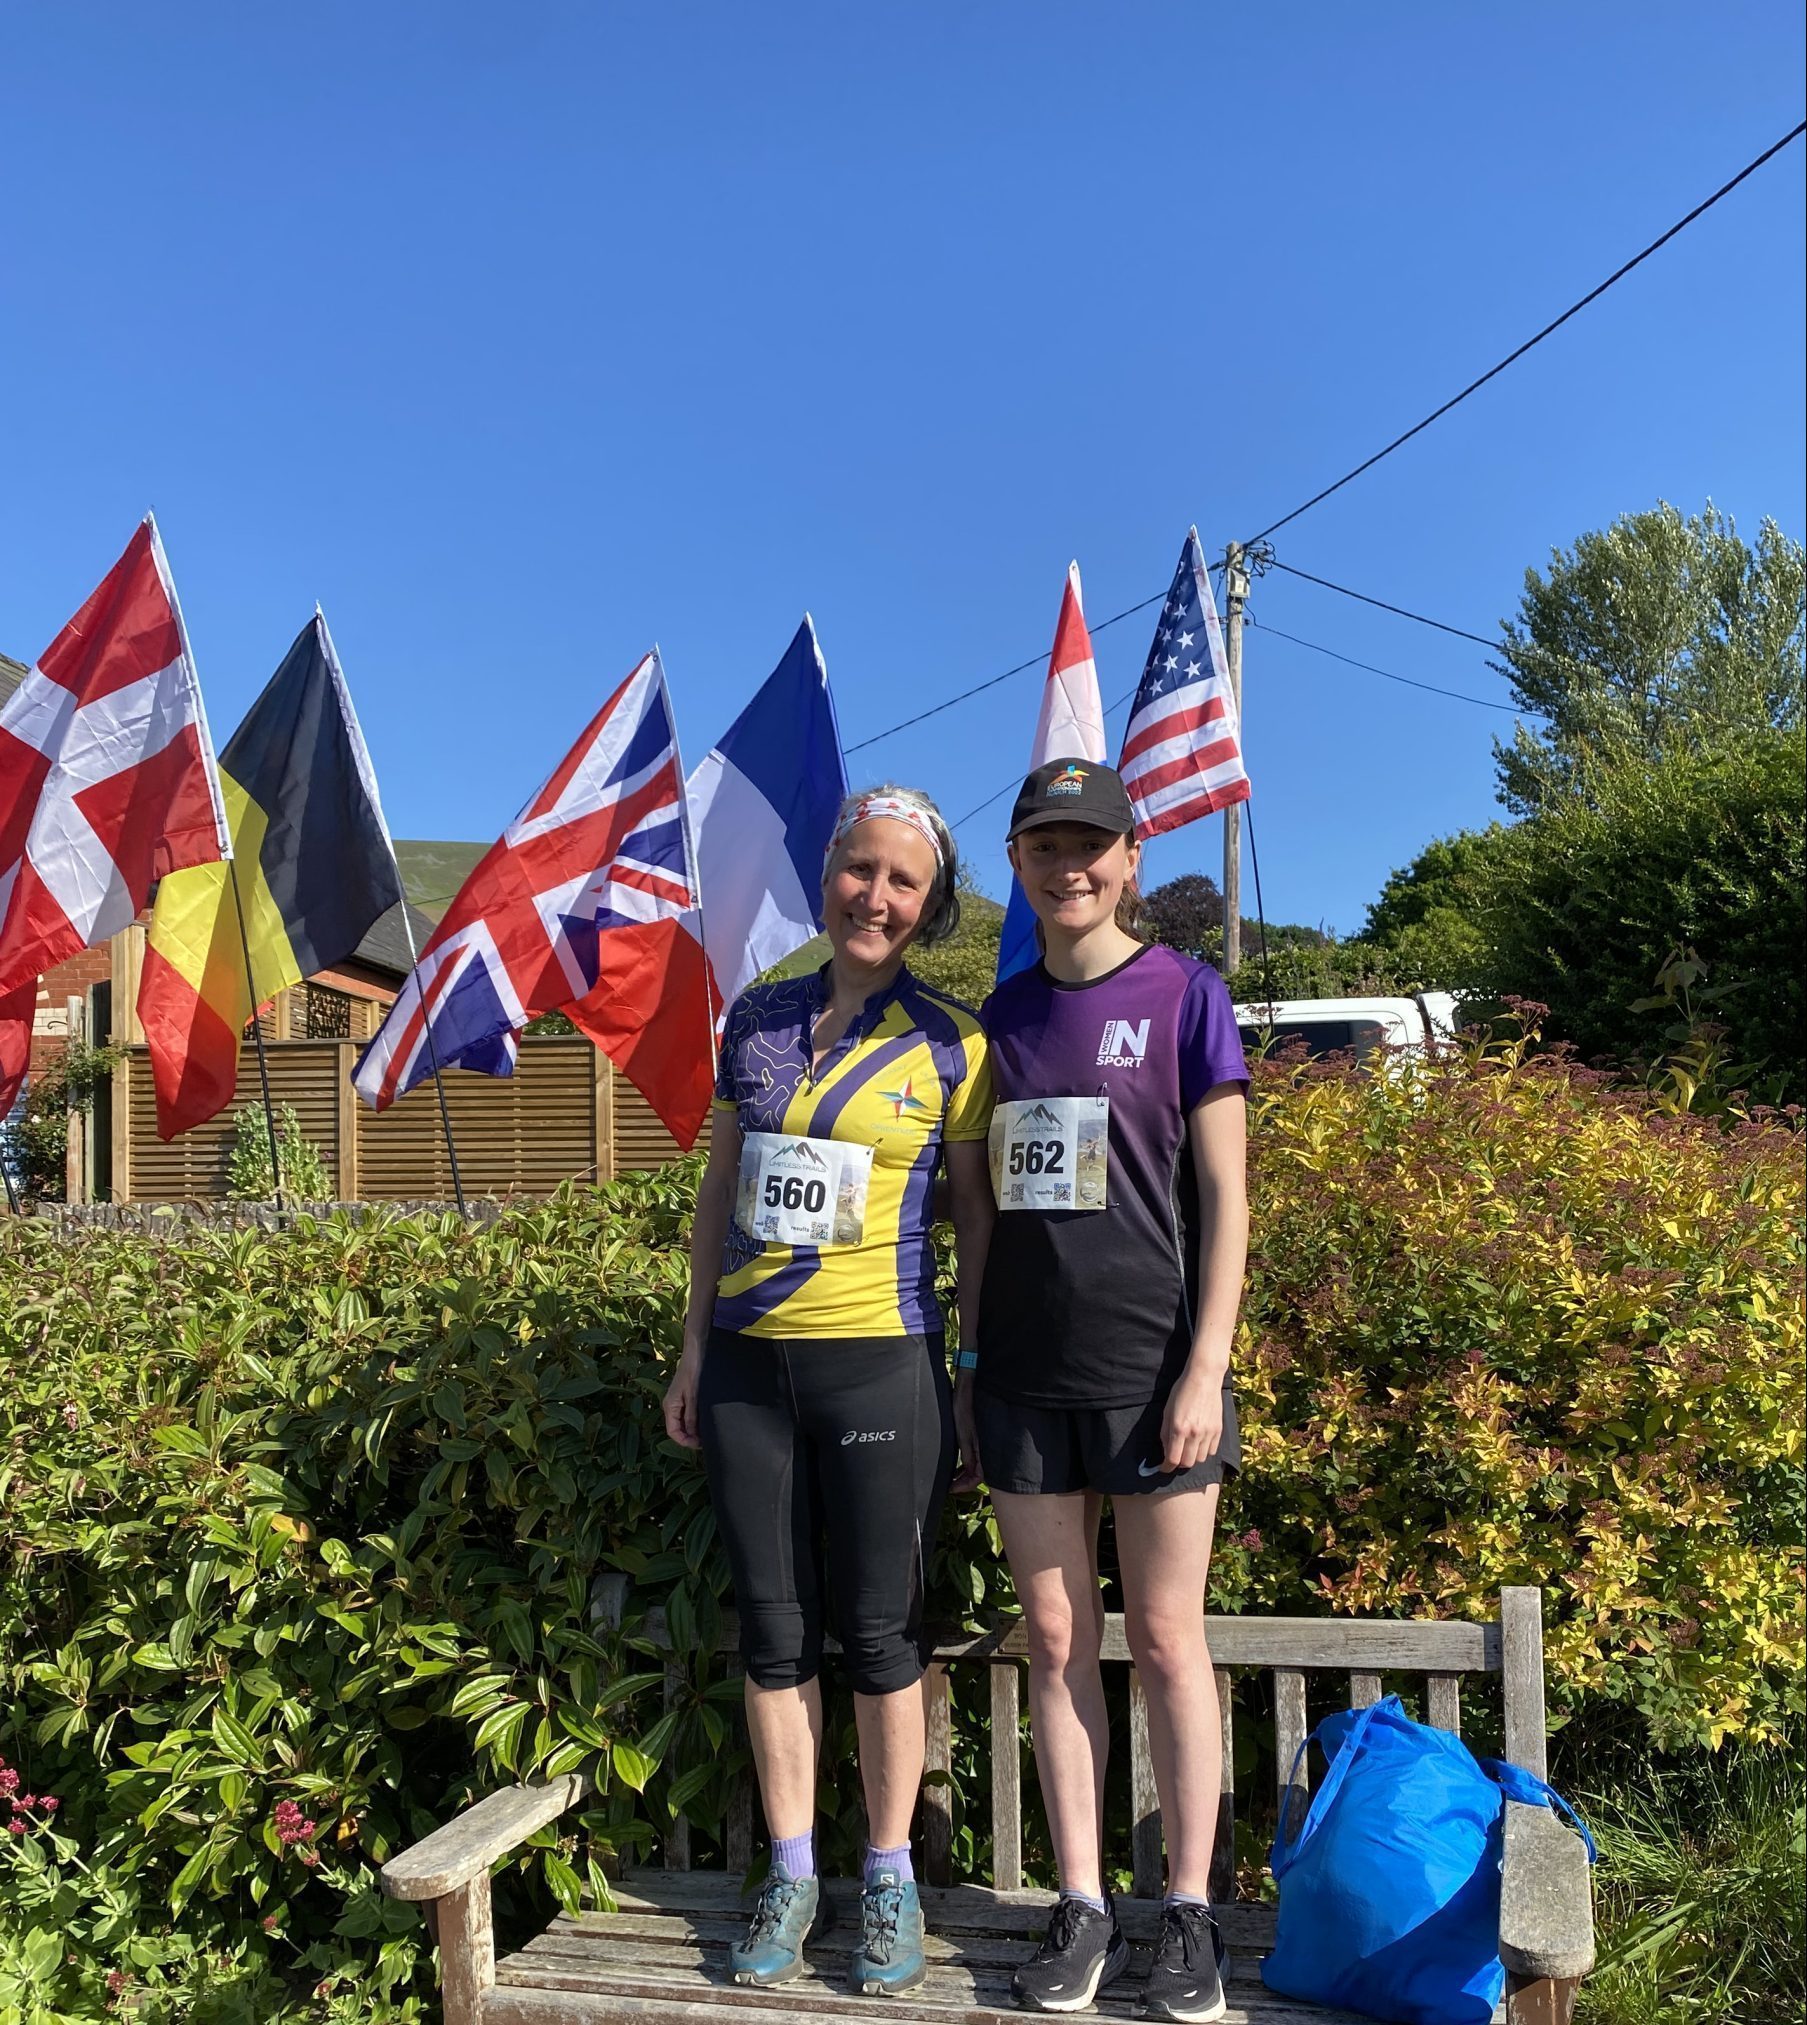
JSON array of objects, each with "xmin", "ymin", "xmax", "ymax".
[
  {"xmin": 0, "ymin": 518, "xmax": 230, "ymax": 997},
  {"xmin": 1119, "ymin": 526, "xmax": 1250, "ymax": 838}
]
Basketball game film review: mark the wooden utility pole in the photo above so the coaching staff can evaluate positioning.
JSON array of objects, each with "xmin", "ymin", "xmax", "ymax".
[{"xmin": 1221, "ymin": 541, "xmax": 1251, "ymax": 976}]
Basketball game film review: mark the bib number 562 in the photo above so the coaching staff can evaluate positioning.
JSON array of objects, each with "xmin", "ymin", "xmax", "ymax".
[
  {"xmin": 1007, "ymin": 1139, "xmax": 1064, "ymax": 1176},
  {"xmin": 765, "ymin": 1175, "xmax": 827, "ymax": 1212}
]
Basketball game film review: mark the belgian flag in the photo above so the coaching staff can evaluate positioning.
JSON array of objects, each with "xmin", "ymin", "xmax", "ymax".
[{"xmin": 140, "ymin": 614, "xmax": 405, "ymax": 1139}]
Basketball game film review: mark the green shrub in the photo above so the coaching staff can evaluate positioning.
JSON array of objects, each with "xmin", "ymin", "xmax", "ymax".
[
  {"xmin": 1, "ymin": 1033, "xmax": 1800, "ymax": 2015},
  {"xmin": 225, "ymin": 1101, "xmax": 333, "ymax": 1202}
]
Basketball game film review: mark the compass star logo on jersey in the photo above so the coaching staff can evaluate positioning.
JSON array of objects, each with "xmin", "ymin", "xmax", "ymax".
[
  {"xmin": 880, "ymin": 1075, "xmax": 929, "ymax": 1119},
  {"xmin": 1097, "ymin": 1017, "xmax": 1150, "ymax": 1069}
]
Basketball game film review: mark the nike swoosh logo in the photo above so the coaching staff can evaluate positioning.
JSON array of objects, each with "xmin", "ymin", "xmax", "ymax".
[{"xmin": 1137, "ymin": 1458, "xmax": 1172, "ymax": 1478}]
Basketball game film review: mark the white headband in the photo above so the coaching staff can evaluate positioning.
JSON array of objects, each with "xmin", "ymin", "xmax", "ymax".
[{"xmin": 824, "ymin": 794, "xmax": 946, "ymax": 870}]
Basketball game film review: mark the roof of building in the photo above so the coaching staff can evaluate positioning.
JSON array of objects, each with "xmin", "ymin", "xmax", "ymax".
[
  {"xmin": 346, "ymin": 899, "xmax": 439, "ymax": 981},
  {"xmin": 0, "ymin": 652, "xmax": 26, "ymax": 709}
]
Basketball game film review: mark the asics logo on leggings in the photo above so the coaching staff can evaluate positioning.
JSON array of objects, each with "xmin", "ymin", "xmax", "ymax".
[{"xmin": 841, "ymin": 1428, "xmax": 897, "ymax": 1445}]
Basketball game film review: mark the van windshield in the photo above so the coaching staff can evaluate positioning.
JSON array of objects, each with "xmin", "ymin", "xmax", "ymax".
[{"xmin": 1238, "ymin": 1019, "xmax": 1389, "ymax": 1061}]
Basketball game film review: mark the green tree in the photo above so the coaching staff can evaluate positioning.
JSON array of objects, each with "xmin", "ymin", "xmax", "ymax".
[
  {"xmin": 1358, "ymin": 828, "xmax": 1507, "ymax": 993},
  {"xmin": 1492, "ymin": 502, "xmax": 1804, "ymax": 815}
]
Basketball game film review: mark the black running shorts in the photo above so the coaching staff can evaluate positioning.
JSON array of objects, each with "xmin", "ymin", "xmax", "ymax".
[{"xmin": 974, "ymin": 1378, "xmax": 1241, "ymax": 1497}]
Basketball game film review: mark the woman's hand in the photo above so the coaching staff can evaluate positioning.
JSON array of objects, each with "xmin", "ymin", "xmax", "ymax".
[
  {"xmin": 663, "ymin": 1347, "xmax": 704, "ymax": 1450},
  {"xmin": 1159, "ymin": 1358, "xmax": 1225, "ymax": 1474},
  {"xmin": 951, "ymin": 1371, "xmax": 984, "ymax": 1493}
]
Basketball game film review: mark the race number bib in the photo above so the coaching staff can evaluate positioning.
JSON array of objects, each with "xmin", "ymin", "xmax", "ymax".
[
  {"xmin": 989, "ymin": 1097, "xmax": 1109, "ymax": 1211},
  {"xmin": 736, "ymin": 1133, "xmax": 874, "ymax": 1248}
]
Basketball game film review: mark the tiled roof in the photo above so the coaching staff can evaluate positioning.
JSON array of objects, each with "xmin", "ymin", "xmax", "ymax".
[
  {"xmin": 346, "ymin": 899, "xmax": 439, "ymax": 981},
  {"xmin": 0, "ymin": 652, "xmax": 26, "ymax": 709}
]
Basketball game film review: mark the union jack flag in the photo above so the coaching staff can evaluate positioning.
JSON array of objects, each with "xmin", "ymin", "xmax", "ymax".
[
  {"xmin": 354, "ymin": 650, "xmax": 715, "ymax": 1147},
  {"xmin": 1119, "ymin": 527, "xmax": 1250, "ymax": 838}
]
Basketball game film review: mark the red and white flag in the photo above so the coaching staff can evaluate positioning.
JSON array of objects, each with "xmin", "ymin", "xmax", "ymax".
[{"xmin": 0, "ymin": 518, "xmax": 231, "ymax": 999}]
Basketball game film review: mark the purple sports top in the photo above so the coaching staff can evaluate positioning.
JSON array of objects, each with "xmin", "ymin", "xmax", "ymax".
[{"xmin": 977, "ymin": 943, "xmax": 1249, "ymax": 1409}]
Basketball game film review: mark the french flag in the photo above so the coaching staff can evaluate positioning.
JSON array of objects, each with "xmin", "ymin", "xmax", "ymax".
[
  {"xmin": 686, "ymin": 617, "xmax": 848, "ymax": 1026},
  {"xmin": 995, "ymin": 563, "xmax": 1107, "ymax": 982}
]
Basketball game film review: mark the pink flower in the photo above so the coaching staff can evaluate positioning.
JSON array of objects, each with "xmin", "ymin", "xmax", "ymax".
[
  {"xmin": 262, "ymin": 1914, "xmax": 280, "ymax": 1931},
  {"xmin": 298, "ymin": 1846, "xmax": 320, "ymax": 1868},
  {"xmin": 0, "ymin": 1767, "xmax": 19, "ymax": 1798},
  {"xmin": 38, "ymin": 1797, "xmax": 57, "ymax": 1815},
  {"xmin": 7, "ymin": 1819, "xmax": 27, "ymax": 1836}
]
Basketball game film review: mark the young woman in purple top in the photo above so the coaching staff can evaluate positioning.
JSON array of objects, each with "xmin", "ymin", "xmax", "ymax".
[{"xmin": 967, "ymin": 758, "xmax": 1250, "ymax": 2022}]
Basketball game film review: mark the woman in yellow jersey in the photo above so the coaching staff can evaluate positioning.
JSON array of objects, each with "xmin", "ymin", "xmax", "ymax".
[{"xmin": 662, "ymin": 784, "xmax": 995, "ymax": 1999}]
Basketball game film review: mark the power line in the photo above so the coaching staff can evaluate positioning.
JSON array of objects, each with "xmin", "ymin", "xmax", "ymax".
[
  {"xmin": 1261, "ymin": 559, "xmax": 1502, "ymax": 651},
  {"xmin": 843, "ymin": 590, "xmax": 1167, "ymax": 755},
  {"xmin": 1248, "ymin": 615, "xmax": 1545, "ymax": 717},
  {"xmin": 949, "ymin": 687, "xmax": 1138, "ymax": 831},
  {"xmin": 1243, "ymin": 119, "xmax": 1807, "ymax": 546}
]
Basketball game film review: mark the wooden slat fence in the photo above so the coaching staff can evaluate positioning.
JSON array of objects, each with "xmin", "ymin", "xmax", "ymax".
[{"xmin": 112, "ymin": 1036, "xmax": 684, "ymax": 1203}]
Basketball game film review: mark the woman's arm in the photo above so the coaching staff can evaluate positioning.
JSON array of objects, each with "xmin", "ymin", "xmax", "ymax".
[
  {"xmin": 663, "ymin": 1105, "xmax": 742, "ymax": 1449},
  {"xmin": 1157, "ymin": 1082, "xmax": 1250, "ymax": 1472},
  {"xmin": 944, "ymin": 1137, "xmax": 996, "ymax": 1492}
]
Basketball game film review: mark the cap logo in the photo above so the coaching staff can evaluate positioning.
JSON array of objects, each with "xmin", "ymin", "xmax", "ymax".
[{"xmin": 1046, "ymin": 764, "xmax": 1088, "ymax": 798}]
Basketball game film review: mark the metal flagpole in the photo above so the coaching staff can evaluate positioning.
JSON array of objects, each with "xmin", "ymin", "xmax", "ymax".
[
  {"xmin": 227, "ymin": 860, "xmax": 287, "ymax": 1211},
  {"xmin": 314, "ymin": 607, "xmax": 467, "ymax": 1217}
]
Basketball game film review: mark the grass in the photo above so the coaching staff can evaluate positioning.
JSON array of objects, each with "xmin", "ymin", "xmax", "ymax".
[{"xmin": 1579, "ymin": 1748, "xmax": 1804, "ymax": 2025}]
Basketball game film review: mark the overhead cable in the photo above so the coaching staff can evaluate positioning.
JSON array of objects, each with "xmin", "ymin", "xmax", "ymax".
[
  {"xmin": 1248, "ymin": 616, "xmax": 1545, "ymax": 717},
  {"xmin": 1262, "ymin": 560, "xmax": 1502, "ymax": 651},
  {"xmin": 1242, "ymin": 119, "xmax": 1807, "ymax": 546}
]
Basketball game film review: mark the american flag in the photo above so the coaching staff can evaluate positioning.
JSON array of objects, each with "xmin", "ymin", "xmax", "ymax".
[
  {"xmin": 354, "ymin": 649, "xmax": 715, "ymax": 1146},
  {"xmin": 1118, "ymin": 526, "xmax": 1250, "ymax": 838}
]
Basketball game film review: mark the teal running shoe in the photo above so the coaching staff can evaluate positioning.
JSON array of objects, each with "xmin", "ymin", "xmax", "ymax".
[
  {"xmin": 851, "ymin": 1868, "xmax": 927, "ymax": 1996},
  {"xmin": 727, "ymin": 1866, "xmax": 829, "ymax": 1987}
]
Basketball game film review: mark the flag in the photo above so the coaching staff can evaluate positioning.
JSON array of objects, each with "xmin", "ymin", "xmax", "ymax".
[
  {"xmin": 0, "ymin": 518, "xmax": 230, "ymax": 999},
  {"xmin": 686, "ymin": 616, "xmax": 846, "ymax": 1024},
  {"xmin": 1, "ymin": 982, "xmax": 32, "ymax": 1119},
  {"xmin": 996, "ymin": 561, "xmax": 1107, "ymax": 982},
  {"xmin": 1119, "ymin": 527, "xmax": 1249, "ymax": 838},
  {"xmin": 353, "ymin": 650, "xmax": 714, "ymax": 1148},
  {"xmin": 138, "ymin": 612, "xmax": 406, "ymax": 1139}
]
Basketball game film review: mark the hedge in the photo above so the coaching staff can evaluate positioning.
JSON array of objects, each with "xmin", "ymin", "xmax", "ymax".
[{"xmin": 0, "ymin": 1029, "xmax": 1800, "ymax": 2017}]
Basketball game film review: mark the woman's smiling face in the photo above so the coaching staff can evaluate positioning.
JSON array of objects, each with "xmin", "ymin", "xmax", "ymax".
[
  {"xmin": 823, "ymin": 818, "xmax": 940, "ymax": 969},
  {"xmin": 1010, "ymin": 821, "xmax": 1138, "ymax": 939}
]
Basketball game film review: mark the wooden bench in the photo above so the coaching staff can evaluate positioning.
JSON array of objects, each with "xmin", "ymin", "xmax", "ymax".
[{"xmin": 382, "ymin": 1586, "xmax": 1592, "ymax": 2024}]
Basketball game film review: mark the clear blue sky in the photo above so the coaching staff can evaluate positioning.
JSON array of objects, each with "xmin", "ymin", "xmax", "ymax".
[{"xmin": 3, "ymin": 4, "xmax": 1802, "ymax": 933}]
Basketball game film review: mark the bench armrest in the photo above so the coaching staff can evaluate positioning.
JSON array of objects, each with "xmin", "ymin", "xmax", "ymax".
[
  {"xmin": 380, "ymin": 1774, "xmax": 592, "ymax": 1901},
  {"xmin": 1499, "ymin": 1799, "xmax": 1594, "ymax": 1981}
]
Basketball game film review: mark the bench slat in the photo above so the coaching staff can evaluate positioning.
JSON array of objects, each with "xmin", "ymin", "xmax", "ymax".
[
  {"xmin": 1128, "ymin": 1668, "xmax": 1163, "ymax": 1898},
  {"xmin": 1210, "ymin": 1667, "xmax": 1236, "ymax": 1905},
  {"xmin": 663, "ymin": 1666, "xmax": 690, "ymax": 1872},
  {"xmin": 1428, "ymin": 1673, "xmax": 1462, "ymax": 1736},
  {"xmin": 1349, "ymin": 1671, "xmax": 1382, "ymax": 1709},
  {"xmin": 921, "ymin": 1663, "xmax": 953, "ymax": 1885},
  {"xmin": 988, "ymin": 1663, "xmax": 1023, "ymax": 1892},
  {"xmin": 1272, "ymin": 1670, "xmax": 1309, "ymax": 1843}
]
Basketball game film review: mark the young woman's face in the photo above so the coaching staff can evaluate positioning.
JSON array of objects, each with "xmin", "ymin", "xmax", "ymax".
[
  {"xmin": 1009, "ymin": 822, "xmax": 1138, "ymax": 939},
  {"xmin": 823, "ymin": 818, "xmax": 940, "ymax": 969}
]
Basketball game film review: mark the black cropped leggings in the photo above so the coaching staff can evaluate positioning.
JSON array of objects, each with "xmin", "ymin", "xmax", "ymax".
[{"xmin": 697, "ymin": 1327, "xmax": 954, "ymax": 1696}]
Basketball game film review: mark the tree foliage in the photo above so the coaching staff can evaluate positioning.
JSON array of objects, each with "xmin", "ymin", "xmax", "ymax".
[{"xmin": 1492, "ymin": 502, "xmax": 1804, "ymax": 816}]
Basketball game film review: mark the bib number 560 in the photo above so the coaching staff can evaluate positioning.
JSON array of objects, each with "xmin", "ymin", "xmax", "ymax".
[
  {"xmin": 1007, "ymin": 1139, "xmax": 1064, "ymax": 1176},
  {"xmin": 765, "ymin": 1175, "xmax": 827, "ymax": 1212}
]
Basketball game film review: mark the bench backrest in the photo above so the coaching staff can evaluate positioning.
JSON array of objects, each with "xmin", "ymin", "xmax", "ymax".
[{"xmin": 618, "ymin": 1584, "xmax": 1549, "ymax": 1901}]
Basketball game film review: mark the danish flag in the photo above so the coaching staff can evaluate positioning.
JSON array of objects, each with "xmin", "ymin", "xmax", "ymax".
[
  {"xmin": 0, "ymin": 518, "xmax": 230, "ymax": 1001},
  {"xmin": 353, "ymin": 649, "xmax": 715, "ymax": 1148}
]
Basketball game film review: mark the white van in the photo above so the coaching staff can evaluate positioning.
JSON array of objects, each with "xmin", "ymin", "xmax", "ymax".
[{"xmin": 1231, "ymin": 991, "xmax": 1459, "ymax": 1064}]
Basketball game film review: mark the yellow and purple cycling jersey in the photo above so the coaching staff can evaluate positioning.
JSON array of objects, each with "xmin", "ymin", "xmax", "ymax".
[{"xmin": 711, "ymin": 966, "xmax": 993, "ymax": 1338}]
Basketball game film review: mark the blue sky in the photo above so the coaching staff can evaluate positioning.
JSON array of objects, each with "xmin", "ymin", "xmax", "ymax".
[{"xmin": 2, "ymin": 4, "xmax": 1802, "ymax": 933}]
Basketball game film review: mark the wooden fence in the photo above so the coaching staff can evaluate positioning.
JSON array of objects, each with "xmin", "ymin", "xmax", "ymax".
[{"xmin": 111, "ymin": 1037, "xmax": 685, "ymax": 1203}]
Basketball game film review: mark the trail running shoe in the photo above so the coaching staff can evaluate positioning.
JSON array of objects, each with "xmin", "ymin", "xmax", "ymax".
[
  {"xmin": 1137, "ymin": 1901, "xmax": 1228, "ymax": 2022},
  {"xmin": 850, "ymin": 1867, "xmax": 927, "ymax": 1995},
  {"xmin": 1011, "ymin": 1892, "xmax": 1129, "ymax": 2013},
  {"xmin": 726, "ymin": 1865, "xmax": 830, "ymax": 1986}
]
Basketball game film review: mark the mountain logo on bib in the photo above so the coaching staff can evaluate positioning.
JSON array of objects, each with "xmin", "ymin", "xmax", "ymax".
[
  {"xmin": 1021, "ymin": 1101, "xmax": 1065, "ymax": 1128},
  {"xmin": 1097, "ymin": 1018, "xmax": 1150, "ymax": 1069},
  {"xmin": 773, "ymin": 1139, "xmax": 830, "ymax": 1170}
]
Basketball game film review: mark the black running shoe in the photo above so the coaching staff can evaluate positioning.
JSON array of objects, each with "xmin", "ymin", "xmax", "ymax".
[
  {"xmin": 1137, "ymin": 1901, "xmax": 1228, "ymax": 2022},
  {"xmin": 1011, "ymin": 1893, "xmax": 1129, "ymax": 2013}
]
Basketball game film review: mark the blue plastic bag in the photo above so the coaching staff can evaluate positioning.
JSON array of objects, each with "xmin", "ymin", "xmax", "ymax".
[{"xmin": 1261, "ymin": 1695, "xmax": 1594, "ymax": 2025}]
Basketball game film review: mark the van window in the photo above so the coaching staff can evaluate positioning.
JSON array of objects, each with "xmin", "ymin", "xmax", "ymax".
[{"xmin": 1238, "ymin": 1019, "xmax": 1389, "ymax": 1061}]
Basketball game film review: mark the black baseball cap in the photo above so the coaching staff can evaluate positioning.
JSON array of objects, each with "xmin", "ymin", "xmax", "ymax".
[{"xmin": 1007, "ymin": 758, "xmax": 1137, "ymax": 839}]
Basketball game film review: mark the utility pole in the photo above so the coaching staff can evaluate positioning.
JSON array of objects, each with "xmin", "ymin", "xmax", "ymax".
[{"xmin": 1221, "ymin": 541, "xmax": 1250, "ymax": 977}]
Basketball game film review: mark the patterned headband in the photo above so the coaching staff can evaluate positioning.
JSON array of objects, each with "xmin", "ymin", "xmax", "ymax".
[{"xmin": 824, "ymin": 794, "xmax": 946, "ymax": 870}]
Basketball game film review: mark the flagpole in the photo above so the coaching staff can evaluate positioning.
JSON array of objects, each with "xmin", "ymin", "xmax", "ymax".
[
  {"xmin": 661, "ymin": 644, "xmax": 719, "ymax": 1162},
  {"xmin": 315, "ymin": 607, "xmax": 467, "ymax": 1217},
  {"xmin": 227, "ymin": 860, "xmax": 287, "ymax": 1212}
]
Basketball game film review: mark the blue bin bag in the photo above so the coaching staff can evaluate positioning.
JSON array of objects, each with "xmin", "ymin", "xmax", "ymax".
[{"xmin": 1260, "ymin": 1695, "xmax": 1594, "ymax": 2025}]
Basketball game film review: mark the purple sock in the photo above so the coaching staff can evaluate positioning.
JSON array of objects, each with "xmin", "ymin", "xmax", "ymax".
[
  {"xmin": 1061, "ymin": 1887, "xmax": 1109, "ymax": 1914},
  {"xmin": 1165, "ymin": 1890, "xmax": 1211, "ymax": 1909},
  {"xmin": 772, "ymin": 1830, "xmax": 815, "ymax": 1880},
  {"xmin": 865, "ymin": 1841, "xmax": 914, "ymax": 1885}
]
